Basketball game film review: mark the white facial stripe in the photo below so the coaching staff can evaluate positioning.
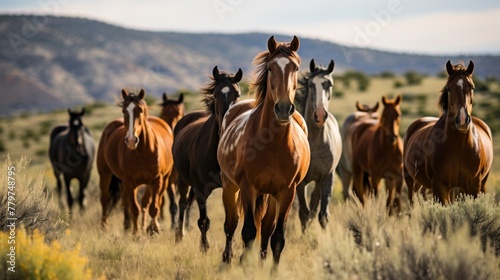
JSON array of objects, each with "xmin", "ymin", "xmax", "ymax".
[
  {"xmin": 72, "ymin": 120, "xmax": 79, "ymax": 126},
  {"xmin": 274, "ymin": 57, "xmax": 290, "ymax": 77},
  {"xmin": 459, "ymin": 107, "xmax": 467, "ymax": 125},
  {"xmin": 457, "ymin": 79, "xmax": 464, "ymax": 90},
  {"xmin": 126, "ymin": 103, "xmax": 136, "ymax": 138},
  {"xmin": 221, "ymin": 86, "xmax": 230, "ymax": 94}
]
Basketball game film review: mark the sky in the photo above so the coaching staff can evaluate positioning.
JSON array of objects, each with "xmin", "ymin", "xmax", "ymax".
[{"xmin": 2, "ymin": 0, "xmax": 500, "ymax": 55}]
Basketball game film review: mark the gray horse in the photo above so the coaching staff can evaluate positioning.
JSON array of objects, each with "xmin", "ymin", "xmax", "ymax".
[
  {"xmin": 49, "ymin": 108, "xmax": 95, "ymax": 214},
  {"xmin": 295, "ymin": 59, "xmax": 342, "ymax": 231}
]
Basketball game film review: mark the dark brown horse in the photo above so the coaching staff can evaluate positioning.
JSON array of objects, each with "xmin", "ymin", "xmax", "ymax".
[
  {"xmin": 49, "ymin": 108, "xmax": 95, "ymax": 214},
  {"xmin": 217, "ymin": 36, "xmax": 310, "ymax": 268},
  {"xmin": 404, "ymin": 60, "xmax": 493, "ymax": 204},
  {"xmin": 338, "ymin": 101, "xmax": 379, "ymax": 200},
  {"xmin": 172, "ymin": 66, "xmax": 242, "ymax": 251},
  {"xmin": 350, "ymin": 96, "xmax": 403, "ymax": 213},
  {"xmin": 97, "ymin": 89, "xmax": 174, "ymax": 235}
]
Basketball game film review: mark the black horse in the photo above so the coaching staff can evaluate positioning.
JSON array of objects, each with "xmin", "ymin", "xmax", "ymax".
[{"xmin": 49, "ymin": 108, "xmax": 95, "ymax": 214}]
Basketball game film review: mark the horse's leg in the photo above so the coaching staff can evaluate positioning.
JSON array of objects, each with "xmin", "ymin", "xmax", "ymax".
[
  {"xmin": 147, "ymin": 177, "xmax": 163, "ymax": 235},
  {"xmin": 351, "ymin": 161, "xmax": 365, "ymax": 205},
  {"xmin": 318, "ymin": 174, "xmax": 334, "ymax": 229},
  {"xmin": 340, "ymin": 167, "xmax": 353, "ymax": 201},
  {"xmin": 309, "ymin": 183, "xmax": 320, "ymax": 222},
  {"xmin": 141, "ymin": 186, "xmax": 152, "ymax": 231},
  {"xmin": 384, "ymin": 176, "xmax": 397, "ymax": 215},
  {"xmin": 432, "ymin": 180, "xmax": 450, "ymax": 205},
  {"xmin": 99, "ymin": 171, "xmax": 113, "ymax": 229},
  {"xmin": 296, "ymin": 180, "xmax": 310, "ymax": 232},
  {"xmin": 403, "ymin": 165, "xmax": 415, "ymax": 206},
  {"xmin": 54, "ymin": 171, "xmax": 64, "ymax": 209},
  {"xmin": 260, "ymin": 195, "xmax": 276, "ymax": 261},
  {"xmin": 63, "ymin": 175, "xmax": 74, "ymax": 216},
  {"xmin": 270, "ymin": 188, "xmax": 295, "ymax": 268},
  {"xmin": 166, "ymin": 173, "xmax": 178, "ymax": 229},
  {"xmin": 185, "ymin": 187, "xmax": 195, "ymax": 230},
  {"xmin": 175, "ymin": 178, "xmax": 190, "ymax": 242},
  {"xmin": 194, "ymin": 185, "xmax": 212, "ymax": 252},
  {"xmin": 240, "ymin": 184, "xmax": 257, "ymax": 263},
  {"xmin": 78, "ymin": 174, "xmax": 90, "ymax": 213},
  {"xmin": 222, "ymin": 178, "xmax": 240, "ymax": 263},
  {"xmin": 480, "ymin": 173, "xmax": 489, "ymax": 193}
]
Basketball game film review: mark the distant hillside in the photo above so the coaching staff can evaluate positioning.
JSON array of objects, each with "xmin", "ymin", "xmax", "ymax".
[{"xmin": 1, "ymin": 15, "xmax": 499, "ymax": 115}]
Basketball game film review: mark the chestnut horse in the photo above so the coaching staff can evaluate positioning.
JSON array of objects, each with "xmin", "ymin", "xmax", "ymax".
[
  {"xmin": 49, "ymin": 108, "xmax": 95, "ymax": 214},
  {"xmin": 217, "ymin": 36, "xmax": 310, "ymax": 267},
  {"xmin": 295, "ymin": 59, "xmax": 342, "ymax": 232},
  {"xmin": 337, "ymin": 101, "xmax": 379, "ymax": 200},
  {"xmin": 172, "ymin": 66, "xmax": 242, "ymax": 251},
  {"xmin": 404, "ymin": 60, "xmax": 493, "ymax": 204},
  {"xmin": 351, "ymin": 96, "xmax": 403, "ymax": 213},
  {"xmin": 97, "ymin": 89, "xmax": 174, "ymax": 235}
]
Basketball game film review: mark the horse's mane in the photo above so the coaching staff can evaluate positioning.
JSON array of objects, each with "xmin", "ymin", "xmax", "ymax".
[
  {"xmin": 438, "ymin": 63, "xmax": 471, "ymax": 113},
  {"xmin": 251, "ymin": 44, "xmax": 301, "ymax": 106},
  {"xmin": 200, "ymin": 72, "xmax": 233, "ymax": 114}
]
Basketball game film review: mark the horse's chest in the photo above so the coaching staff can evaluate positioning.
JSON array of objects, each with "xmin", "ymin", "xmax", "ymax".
[{"xmin": 432, "ymin": 145, "xmax": 481, "ymax": 183}]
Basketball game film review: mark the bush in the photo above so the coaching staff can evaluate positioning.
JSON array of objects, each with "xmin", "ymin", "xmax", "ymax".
[
  {"xmin": 0, "ymin": 156, "xmax": 68, "ymax": 242},
  {"xmin": 333, "ymin": 91, "xmax": 344, "ymax": 98},
  {"xmin": 0, "ymin": 228, "xmax": 93, "ymax": 280},
  {"xmin": 0, "ymin": 139, "xmax": 5, "ymax": 153},
  {"xmin": 379, "ymin": 71, "xmax": 395, "ymax": 78},
  {"xmin": 394, "ymin": 80, "xmax": 404, "ymax": 88},
  {"xmin": 404, "ymin": 71, "xmax": 425, "ymax": 86}
]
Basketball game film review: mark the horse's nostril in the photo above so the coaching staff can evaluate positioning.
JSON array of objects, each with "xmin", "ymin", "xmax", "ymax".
[
  {"xmin": 274, "ymin": 103, "xmax": 281, "ymax": 114},
  {"xmin": 289, "ymin": 104, "xmax": 295, "ymax": 114}
]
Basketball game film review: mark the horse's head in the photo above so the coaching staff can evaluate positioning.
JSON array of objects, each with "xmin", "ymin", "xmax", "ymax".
[
  {"xmin": 159, "ymin": 92, "xmax": 184, "ymax": 129},
  {"xmin": 67, "ymin": 108, "xmax": 86, "ymax": 149},
  {"xmin": 306, "ymin": 59, "xmax": 335, "ymax": 127},
  {"xmin": 356, "ymin": 101, "xmax": 379, "ymax": 113},
  {"xmin": 440, "ymin": 60, "xmax": 475, "ymax": 133},
  {"xmin": 120, "ymin": 88, "xmax": 148, "ymax": 150},
  {"xmin": 261, "ymin": 36, "xmax": 301, "ymax": 124},
  {"xmin": 208, "ymin": 66, "xmax": 242, "ymax": 129},
  {"xmin": 380, "ymin": 95, "xmax": 402, "ymax": 143}
]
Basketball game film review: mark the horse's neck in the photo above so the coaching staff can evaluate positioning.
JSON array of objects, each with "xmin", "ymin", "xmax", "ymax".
[
  {"xmin": 138, "ymin": 118, "xmax": 157, "ymax": 151},
  {"xmin": 442, "ymin": 113, "xmax": 478, "ymax": 149}
]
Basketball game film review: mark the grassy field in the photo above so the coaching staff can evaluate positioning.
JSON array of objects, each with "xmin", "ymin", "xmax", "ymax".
[{"xmin": 0, "ymin": 74, "xmax": 499, "ymax": 279}]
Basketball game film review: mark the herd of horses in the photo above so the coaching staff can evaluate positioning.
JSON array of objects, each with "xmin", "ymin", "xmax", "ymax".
[{"xmin": 48, "ymin": 35, "xmax": 494, "ymax": 268}]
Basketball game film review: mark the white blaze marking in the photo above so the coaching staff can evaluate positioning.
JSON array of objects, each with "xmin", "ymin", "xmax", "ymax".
[
  {"xmin": 459, "ymin": 107, "xmax": 467, "ymax": 125},
  {"xmin": 72, "ymin": 120, "xmax": 79, "ymax": 126},
  {"xmin": 126, "ymin": 103, "xmax": 136, "ymax": 139},
  {"xmin": 274, "ymin": 57, "xmax": 290, "ymax": 79},
  {"xmin": 221, "ymin": 86, "xmax": 230, "ymax": 94},
  {"xmin": 457, "ymin": 79, "xmax": 464, "ymax": 90}
]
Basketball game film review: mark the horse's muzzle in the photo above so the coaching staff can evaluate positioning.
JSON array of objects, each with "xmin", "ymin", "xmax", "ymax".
[
  {"xmin": 454, "ymin": 113, "xmax": 471, "ymax": 133},
  {"xmin": 125, "ymin": 135, "xmax": 139, "ymax": 149},
  {"xmin": 274, "ymin": 102, "xmax": 295, "ymax": 123},
  {"xmin": 313, "ymin": 111, "xmax": 328, "ymax": 127}
]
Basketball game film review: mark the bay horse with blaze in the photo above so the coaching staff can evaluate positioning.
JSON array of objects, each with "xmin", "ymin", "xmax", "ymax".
[
  {"xmin": 404, "ymin": 60, "xmax": 493, "ymax": 204},
  {"xmin": 295, "ymin": 58, "xmax": 342, "ymax": 232},
  {"xmin": 97, "ymin": 89, "xmax": 174, "ymax": 235},
  {"xmin": 217, "ymin": 36, "xmax": 310, "ymax": 267}
]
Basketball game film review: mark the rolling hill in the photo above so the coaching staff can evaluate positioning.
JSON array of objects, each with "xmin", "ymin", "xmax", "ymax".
[{"xmin": 1, "ymin": 14, "xmax": 499, "ymax": 115}]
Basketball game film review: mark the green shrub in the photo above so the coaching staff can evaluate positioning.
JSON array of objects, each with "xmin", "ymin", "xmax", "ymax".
[
  {"xmin": 404, "ymin": 71, "xmax": 425, "ymax": 86},
  {"xmin": 394, "ymin": 80, "xmax": 404, "ymax": 88},
  {"xmin": 333, "ymin": 91, "xmax": 344, "ymax": 98}
]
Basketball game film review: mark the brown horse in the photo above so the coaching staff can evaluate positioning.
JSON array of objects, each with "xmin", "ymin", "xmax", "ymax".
[
  {"xmin": 337, "ymin": 101, "xmax": 379, "ymax": 200},
  {"xmin": 404, "ymin": 60, "xmax": 493, "ymax": 204},
  {"xmin": 172, "ymin": 66, "xmax": 242, "ymax": 251},
  {"xmin": 350, "ymin": 96, "xmax": 403, "ymax": 213},
  {"xmin": 217, "ymin": 36, "xmax": 310, "ymax": 267},
  {"xmin": 97, "ymin": 89, "xmax": 174, "ymax": 235},
  {"xmin": 156, "ymin": 93, "xmax": 185, "ymax": 228}
]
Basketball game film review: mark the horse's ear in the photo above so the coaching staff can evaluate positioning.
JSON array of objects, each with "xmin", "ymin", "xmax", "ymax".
[
  {"xmin": 268, "ymin": 36, "xmax": 277, "ymax": 53},
  {"xmin": 466, "ymin": 60, "xmax": 474, "ymax": 76},
  {"xmin": 177, "ymin": 93, "xmax": 184, "ymax": 104},
  {"xmin": 67, "ymin": 108, "xmax": 72, "ymax": 115},
  {"xmin": 446, "ymin": 60, "xmax": 454, "ymax": 76},
  {"xmin": 373, "ymin": 102, "xmax": 379, "ymax": 112},
  {"xmin": 290, "ymin": 35, "xmax": 300, "ymax": 52},
  {"xmin": 80, "ymin": 108, "xmax": 85, "ymax": 116},
  {"xmin": 395, "ymin": 95, "xmax": 402, "ymax": 105},
  {"xmin": 213, "ymin": 66, "xmax": 221, "ymax": 80},
  {"xmin": 233, "ymin": 68, "xmax": 243, "ymax": 83},
  {"xmin": 382, "ymin": 96, "xmax": 388, "ymax": 106},
  {"xmin": 327, "ymin": 59, "xmax": 335, "ymax": 74},
  {"xmin": 309, "ymin": 59, "xmax": 316, "ymax": 72},
  {"xmin": 121, "ymin": 89, "xmax": 128, "ymax": 99},
  {"xmin": 355, "ymin": 101, "xmax": 363, "ymax": 111},
  {"xmin": 138, "ymin": 89, "xmax": 146, "ymax": 100},
  {"xmin": 163, "ymin": 92, "xmax": 168, "ymax": 102}
]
